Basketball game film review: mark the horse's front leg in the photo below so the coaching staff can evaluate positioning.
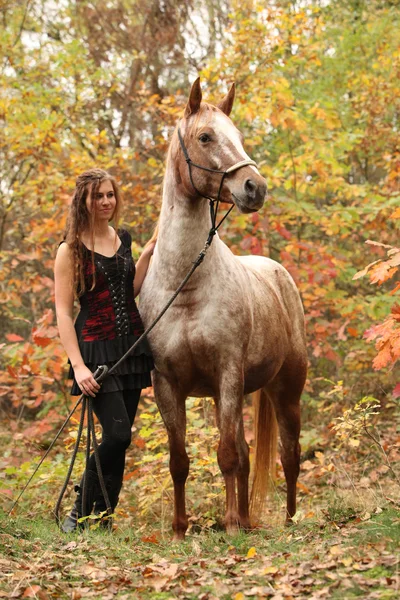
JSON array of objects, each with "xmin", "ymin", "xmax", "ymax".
[
  {"xmin": 153, "ymin": 373, "xmax": 189, "ymax": 540},
  {"xmin": 216, "ymin": 374, "xmax": 245, "ymax": 534}
]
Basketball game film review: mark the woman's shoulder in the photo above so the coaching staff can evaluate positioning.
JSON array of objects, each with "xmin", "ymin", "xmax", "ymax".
[
  {"xmin": 55, "ymin": 241, "xmax": 74, "ymax": 271},
  {"xmin": 56, "ymin": 240, "xmax": 73, "ymax": 257}
]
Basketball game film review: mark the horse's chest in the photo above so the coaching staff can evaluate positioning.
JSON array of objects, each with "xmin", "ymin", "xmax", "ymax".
[{"xmin": 149, "ymin": 298, "xmax": 238, "ymax": 371}]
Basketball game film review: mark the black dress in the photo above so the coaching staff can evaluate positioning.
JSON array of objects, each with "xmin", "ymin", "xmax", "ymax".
[{"xmin": 68, "ymin": 229, "xmax": 154, "ymax": 395}]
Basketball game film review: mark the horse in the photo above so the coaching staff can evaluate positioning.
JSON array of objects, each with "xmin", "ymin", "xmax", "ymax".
[{"xmin": 140, "ymin": 78, "xmax": 307, "ymax": 540}]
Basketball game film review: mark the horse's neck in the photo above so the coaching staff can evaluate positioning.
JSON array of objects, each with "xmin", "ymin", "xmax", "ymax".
[{"xmin": 155, "ymin": 169, "xmax": 223, "ymax": 282}]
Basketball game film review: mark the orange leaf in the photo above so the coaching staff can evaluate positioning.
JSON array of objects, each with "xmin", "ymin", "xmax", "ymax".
[
  {"xmin": 123, "ymin": 468, "xmax": 140, "ymax": 481},
  {"xmin": 6, "ymin": 333, "xmax": 24, "ymax": 342},
  {"xmin": 370, "ymin": 262, "xmax": 397, "ymax": 284},
  {"xmin": 352, "ymin": 260, "xmax": 380, "ymax": 280},
  {"xmin": 390, "ymin": 282, "xmax": 400, "ymax": 296},
  {"xmin": 141, "ymin": 533, "xmax": 159, "ymax": 544},
  {"xmin": 134, "ymin": 437, "xmax": 146, "ymax": 449},
  {"xmin": 372, "ymin": 341, "xmax": 393, "ymax": 370},
  {"xmin": 347, "ymin": 327, "xmax": 359, "ymax": 337},
  {"xmin": 22, "ymin": 586, "xmax": 47, "ymax": 599},
  {"xmin": 7, "ymin": 365, "xmax": 18, "ymax": 378},
  {"xmin": 296, "ymin": 481, "xmax": 311, "ymax": 494}
]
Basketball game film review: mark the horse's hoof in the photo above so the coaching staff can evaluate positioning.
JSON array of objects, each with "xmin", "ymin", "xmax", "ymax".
[
  {"xmin": 173, "ymin": 532, "xmax": 186, "ymax": 541},
  {"xmin": 225, "ymin": 524, "xmax": 240, "ymax": 536}
]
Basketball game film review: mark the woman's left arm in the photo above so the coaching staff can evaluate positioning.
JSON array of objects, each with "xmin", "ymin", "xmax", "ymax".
[{"xmin": 134, "ymin": 242, "xmax": 156, "ymax": 297}]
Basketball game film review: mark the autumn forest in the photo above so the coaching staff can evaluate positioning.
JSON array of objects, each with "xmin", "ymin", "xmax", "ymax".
[{"xmin": 1, "ymin": 1, "xmax": 400, "ymax": 598}]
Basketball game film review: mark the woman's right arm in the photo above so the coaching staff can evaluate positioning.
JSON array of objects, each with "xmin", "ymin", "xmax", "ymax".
[{"xmin": 54, "ymin": 243, "xmax": 100, "ymax": 397}]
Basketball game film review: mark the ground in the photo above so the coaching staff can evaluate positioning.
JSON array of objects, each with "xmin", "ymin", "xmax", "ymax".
[{"xmin": 1, "ymin": 394, "xmax": 399, "ymax": 599}]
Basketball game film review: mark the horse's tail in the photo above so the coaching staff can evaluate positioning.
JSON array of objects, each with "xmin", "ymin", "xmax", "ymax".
[{"xmin": 249, "ymin": 388, "xmax": 278, "ymax": 523}]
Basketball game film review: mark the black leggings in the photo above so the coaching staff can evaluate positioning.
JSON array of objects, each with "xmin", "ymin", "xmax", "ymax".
[{"xmin": 86, "ymin": 388, "xmax": 141, "ymax": 481}]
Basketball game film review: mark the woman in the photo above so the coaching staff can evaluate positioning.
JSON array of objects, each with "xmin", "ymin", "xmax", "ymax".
[{"xmin": 54, "ymin": 168, "xmax": 155, "ymax": 532}]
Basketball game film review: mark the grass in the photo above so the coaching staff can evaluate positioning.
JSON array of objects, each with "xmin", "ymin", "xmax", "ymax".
[{"xmin": 1, "ymin": 503, "xmax": 400, "ymax": 599}]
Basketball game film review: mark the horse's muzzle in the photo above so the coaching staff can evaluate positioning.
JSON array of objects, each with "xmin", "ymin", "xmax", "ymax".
[{"xmin": 232, "ymin": 180, "xmax": 267, "ymax": 213}]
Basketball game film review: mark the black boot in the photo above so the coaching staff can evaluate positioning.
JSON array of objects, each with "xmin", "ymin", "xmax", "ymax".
[
  {"xmin": 93, "ymin": 473, "xmax": 123, "ymax": 530},
  {"xmin": 61, "ymin": 471, "xmax": 99, "ymax": 533}
]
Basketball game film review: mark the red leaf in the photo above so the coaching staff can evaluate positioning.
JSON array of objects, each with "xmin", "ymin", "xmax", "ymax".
[
  {"xmin": 391, "ymin": 304, "xmax": 400, "ymax": 320},
  {"xmin": 6, "ymin": 333, "xmax": 24, "ymax": 342},
  {"xmin": 275, "ymin": 222, "xmax": 291, "ymax": 240},
  {"xmin": 32, "ymin": 333, "xmax": 52, "ymax": 348},
  {"xmin": 393, "ymin": 384, "xmax": 400, "ymax": 398}
]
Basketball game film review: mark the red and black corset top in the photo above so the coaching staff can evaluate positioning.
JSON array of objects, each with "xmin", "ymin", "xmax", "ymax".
[{"xmin": 75, "ymin": 230, "xmax": 144, "ymax": 342}]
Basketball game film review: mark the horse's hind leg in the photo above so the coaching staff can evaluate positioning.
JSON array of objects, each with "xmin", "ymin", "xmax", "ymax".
[
  {"xmin": 153, "ymin": 373, "xmax": 189, "ymax": 540},
  {"xmin": 236, "ymin": 417, "xmax": 251, "ymax": 529},
  {"xmin": 270, "ymin": 357, "xmax": 306, "ymax": 522}
]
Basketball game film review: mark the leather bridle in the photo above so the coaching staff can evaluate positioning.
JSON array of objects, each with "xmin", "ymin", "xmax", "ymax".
[{"xmin": 177, "ymin": 126, "xmax": 258, "ymax": 244}]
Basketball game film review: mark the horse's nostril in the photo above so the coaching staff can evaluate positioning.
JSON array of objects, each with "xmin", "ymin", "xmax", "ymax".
[{"xmin": 244, "ymin": 179, "xmax": 257, "ymax": 197}]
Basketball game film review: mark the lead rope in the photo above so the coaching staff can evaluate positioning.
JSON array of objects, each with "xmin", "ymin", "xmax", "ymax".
[
  {"xmin": 53, "ymin": 245, "xmax": 215, "ymax": 528},
  {"xmin": 10, "ymin": 126, "xmax": 256, "ymax": 522},
  {"xmin": 55, "ymin": 233, "xmax": 221, "ymax": 527},
  {"xmin": 8, "ymin": 211, "xmax": 228, "ymax": 523}
]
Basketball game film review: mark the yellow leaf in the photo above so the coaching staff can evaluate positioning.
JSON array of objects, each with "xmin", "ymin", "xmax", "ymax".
[
  {"xmin": 349, "ymin": 438, "xmax": 360, "ymax": 447},
  {"xmin": 246, "ymin": 547, "xmax": 257, "ymax": 559},
  {"xmin": 233, "ymin": 594, "xmax": 245, "ymax": 600},
  {"xmin": 263, "ymin": 566, "xmax": 278, "ymax": 574}
]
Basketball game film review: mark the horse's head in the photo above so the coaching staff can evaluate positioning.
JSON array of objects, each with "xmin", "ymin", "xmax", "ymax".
[{"xmin": 172, "ymin": 78, "xmax": 267, "ymax": 214}]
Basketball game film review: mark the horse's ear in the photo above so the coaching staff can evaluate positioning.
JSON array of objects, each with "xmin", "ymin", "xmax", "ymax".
[
  {"xmin": 184, "ymin": 77, "xmax": 202, "ymax": 118},
  {"xmin": 217, "ymin": 83, "xmax": 236, "ymax": 116}
]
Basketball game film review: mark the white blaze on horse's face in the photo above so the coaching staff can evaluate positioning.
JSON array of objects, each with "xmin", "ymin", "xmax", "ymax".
[
  {"xmin": 212, "ymin": 112, "xmax": 256, "ymax": 171},
  {"xmin": 200, "ymin": 110, "xmax": 267, "ymax": 214}
]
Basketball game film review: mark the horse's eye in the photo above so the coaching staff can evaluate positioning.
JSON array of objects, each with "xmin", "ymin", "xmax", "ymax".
[{"xmin": 199, "ymin": 133, "xmax": 211, "ymax": 143}]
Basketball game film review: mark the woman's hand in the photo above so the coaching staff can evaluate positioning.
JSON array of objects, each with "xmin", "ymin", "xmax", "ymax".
[
  {"xmin": 143, "ymin": 241, "xmax": 156, "ymax": 257},
  {"xmin": 74, "ymin": 365, "xmax": 101, "ymax": 397},
  {"xmin": 134, "ymin": 241, "xmax": 156, "ymax": 297}
]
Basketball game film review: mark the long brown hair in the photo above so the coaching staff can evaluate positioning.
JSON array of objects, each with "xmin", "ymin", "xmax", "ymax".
[{"xmin": 64, "ymin": 168, "xmax": 122, "ymax": 295}]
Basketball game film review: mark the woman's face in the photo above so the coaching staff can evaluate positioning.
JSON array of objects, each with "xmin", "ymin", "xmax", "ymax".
[{"xmin": 86, "ymin": 180, "xmax": 117, "ymax": 222}]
